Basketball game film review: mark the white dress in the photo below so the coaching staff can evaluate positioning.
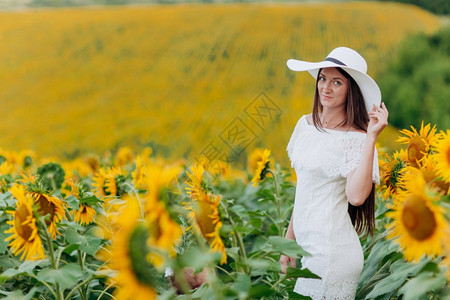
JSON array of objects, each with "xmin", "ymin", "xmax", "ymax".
[{"xmin": 286, "ymin": 115, "xmax": 380, "ymax": 300}]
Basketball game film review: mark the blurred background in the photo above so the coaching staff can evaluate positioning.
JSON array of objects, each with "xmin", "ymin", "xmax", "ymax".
[{"xmin": 0, "ymin": 0, "xmax": 448, "ymax": 167}]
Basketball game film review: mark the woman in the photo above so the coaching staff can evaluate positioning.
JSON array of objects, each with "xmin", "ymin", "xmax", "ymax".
[{"xmin": 280, "ymin": 47, "xmax": 388, "ymax": 299}]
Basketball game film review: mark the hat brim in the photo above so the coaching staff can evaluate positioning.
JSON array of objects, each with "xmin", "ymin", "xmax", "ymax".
[{"xmin": 287, "ymin": 59, "xmax": 381, "ymax": 113}]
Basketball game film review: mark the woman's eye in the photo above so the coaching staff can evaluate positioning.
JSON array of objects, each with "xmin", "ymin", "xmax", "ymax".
[
  {"xmin": 319, "ymin": 77, "xmax": 325, "ymax": 81},
  {"xmin": 334, "ymin": 81, "xmax": 342, "ymax": 86}
]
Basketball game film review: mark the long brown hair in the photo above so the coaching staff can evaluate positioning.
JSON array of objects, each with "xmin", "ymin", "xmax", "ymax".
[{"xmin": 312, "ymin": 67, "xmax": 375, "ymax": 236}]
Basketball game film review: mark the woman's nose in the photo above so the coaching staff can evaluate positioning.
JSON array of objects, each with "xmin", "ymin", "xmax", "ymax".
[{"xmin": 323, "ymin": 81, "xmax": 332, "ymax": 92}]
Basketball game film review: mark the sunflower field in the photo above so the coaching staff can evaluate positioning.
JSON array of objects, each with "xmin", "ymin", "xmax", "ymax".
[
  {"xmin": 0, "ymin": 2, "xmax": 442, "ymax": 165},
  {"xmin": 0, "ymin": 122, "xmax": 448, "ymax": 300}
]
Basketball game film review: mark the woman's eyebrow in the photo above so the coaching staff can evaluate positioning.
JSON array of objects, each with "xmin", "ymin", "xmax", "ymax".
[{"xmin": 319, "ymin": 73, "xmax": 344, "ymax": 81}]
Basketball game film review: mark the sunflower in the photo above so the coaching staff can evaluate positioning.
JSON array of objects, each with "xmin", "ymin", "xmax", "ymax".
[
  {"xmin": 72, "ymin": 205, "xmax": 96, "ymax": 226},
  {"xmin": 115, "ymin": 147, "xmax": 134, "ymax": 168},
  {"xmin": 185, "ymin": 164, "xmax": 207, "ymax": 200},
  {"xmin": 5, "ymin": 185, "xmax": 45, "ymax": 261},
  {"xmin": 132, "ymin": 156, "xmax": 147, "ymax": 190},
  {"xmin": 64, "ymin": 178, "xmax": 97, "ymax": 225},
  {"xmin": 99, "ymin": 199, "xmax": 181, "ymax": 300},
  {"xmin": 142, "ymin": 159, "xmax": 182, "ymax": 208},
  {"xmin": 29, "ymin": 191, "xmax": 66, "ymax": 239},
  {"xmin": 0, "ymin": 161, "xmax": 14, "ymax": 175},
  {"xmin": 145, "ymin": 200, "xmax": 183, "ymax": 268},
  {"xmin": 208, "ymin": 160, "xmax": 231, "ymax": 179},
  {"xmin": 17, "ymin": 173, "xmax": 67, "ymax": 239},
  {"xmin": 132, "ymin": 155, "xmax": 179, "ymax": 192},
  {"xmin": 380, "ymin": 149, "xmax": 408, "ymax": 199},
  {"xmin": 62, "ymin": 158, "xmax": 94, "ymax": 179},
  {"xmin": 185, "ymin": 193, "xmax": 227, "ymax": 264},
  {"xmin": 84, "ymin": 155, "xmax": 100, "ymax": 174},
  {"xmin": 387, "ymin": 169, "xmax": 447, "ymax": 262},
  {"xmin": 397, "ymin": 122, "xmax": 439, "ymax": 168},
  {"xmin": 99, "ymin": 200, "xmax": 158, "ymax": 300},
  {"xmin": 92, "ymin": 167, "xmax": 125, "ymax": 201},
  {"xmin": 433, "ymin": 129, "xmax": 450, "ymax": 184},
  {"xmin": 249, "ymin": 149, "xmax": 272, "ymax": 187},
  {"xmin": 418, "ymin": 156, "xmax": 450, "ymax": 195}
]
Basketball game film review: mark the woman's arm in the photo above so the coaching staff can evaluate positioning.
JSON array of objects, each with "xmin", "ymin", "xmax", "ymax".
[
  {"xmin": 279, "ymin": 213, "xmax": 296, "ymax": 273},
  {"xmin": 346, "ymin": 102, "xmax": 388, "ymax": 206}
]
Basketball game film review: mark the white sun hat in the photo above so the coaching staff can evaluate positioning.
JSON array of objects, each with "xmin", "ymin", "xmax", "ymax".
[{"xmin": 287, "ymin": 47, "xmax": 381, "ymax": 113}]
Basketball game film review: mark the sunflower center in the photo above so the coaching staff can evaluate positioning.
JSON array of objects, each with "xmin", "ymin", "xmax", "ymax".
[
  {"xmin": 15, "ymin": 204, "xmax": 33, "ymax": 240},
  {"xmin": 407, "ymin": 136, "xmax": 427, "ymax": 164},
  {"xmin": 36, "ymin": 194, "xmax": 56, "ymax": 220},
  {"xmin": 401, "ymin": 194, "xmax": 436, "ymax": 240}
]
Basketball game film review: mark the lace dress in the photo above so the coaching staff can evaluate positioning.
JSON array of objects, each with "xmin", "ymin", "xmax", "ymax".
[{"xmin": 286, "ymin": 115, "xmax": 380, "ymax": 300}]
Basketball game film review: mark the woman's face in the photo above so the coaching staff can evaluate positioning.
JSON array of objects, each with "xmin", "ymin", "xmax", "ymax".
[{"xmin": 317, "ymin": 67, "xmax": 349, "ymax": 110}]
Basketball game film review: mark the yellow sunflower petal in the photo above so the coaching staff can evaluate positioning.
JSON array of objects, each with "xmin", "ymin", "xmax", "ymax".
[
  {"xmin": 387, "ymin": 170, "xmax": 447, "ymax": 262},
  {"xmin": 5, "ymin": 185, "xmax": 45, "ymax": 261},
  {"xmin": 433, "ymin": 130, "xmax": 450, "ymax": 184}
]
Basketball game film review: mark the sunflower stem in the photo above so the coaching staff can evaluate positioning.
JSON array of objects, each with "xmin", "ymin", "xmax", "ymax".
[
  {"xmin": 40, "ymin": 218, "xmax": 63, "ymax": 300},
  {"xmin": 30, "ymin": 275, "xmax": 57, "ymax": 299},
  {"xmin": 55, "ymin": 248, "xmax": 64, "ymax": 268},
  {"xmin": 219, "ymin": 201, "xmax": 249, "ymax": 274},
  {"xmin": 268, "ymin": 169, "xmax": 283, "ymax": 236},
  {"xmin": 77, "ymin": 249, "xmax": 85, "ymax": 271},
  {"xmin": 94, "ymin": 282, "xmax": 117, "ymax": 300},
  {"xmin": 234, "ymin": 230, "xmax": 249, "ymax": 274},
  {"xmin": 40, "ymin": 219, "xmax": 57, "ymax": 269},
  {"xmin": 56, "ymin": 283, "xmax": 63, "ymax": 300}
]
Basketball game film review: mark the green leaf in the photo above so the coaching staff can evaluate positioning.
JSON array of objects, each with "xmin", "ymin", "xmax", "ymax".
[
  {"xmin": 230, "ymin": 204, "xmax": 249, "ymax": 218},
  {"xmin": 225, "ymin": 247, "xmax": 240, "ymax": 261},
  {"xmin": 0, "ymin": 256, "xmax": 21, "ymax": 270},
  {"xmin": 0, "ymin": 192, "xmax": 14, "ymax": 208},
  {"xmin": 366, "ymin": 258, "xmax": 430, "ymax": 298},
  {"xmin": 285, "ymin": 267, "xmax": 321, "ymax": 279},
  {"xmin": 64, "ymin": 195, "xmax": 79, "ymax": 210},
  {"xmin": 64, "ymin": 227, "xmax": 102, "ymax": 256},
  {"xmin": 265, "ymin": 236, "xmax": 311, "ymax": 258},
  {"xmin": 399, "ymin": 271, "xmax": 447, "ymax": 300},
  {"xmin": 0, "ymin": 224, "xmax": 11, "ymax": 254},
  {"xmin": 232, "ymin": 273, "xmax": 250, "ymax": 294},
  {"xmin": 190, "ymin": 283, "xmax": 216, "ymax": 299},
  {"xmin": 37, "ymin": 263, "xmax": 83, "ymax": 290},
  {"xmin": 233, "ymin": 223, "xmax": 253, "ymax": 235},
  {"xmin": 178, "ymin": 246, "xmax": 221, "ymax": 272},
  {"xmin": 37, "ymin": 162, "xmax": 65, "ymax": 191},
  {"xmin": 248, "ymin": 284, "xmax": 277, "ymax": 298},
  {"xmin": 0, "ymin": 259, "xmax": 47, "ymax": 282},
  {"xmin": 79, "ymin": 195, "xmax": 102, "ymax": 206},
  {"xmin": 359, "ymin": 240, "xmax": 388, "ymax": 284},
  {"xmin": 247, "ymin": 258, "xmax": 280, "ymax": 276},
  {"xmin": 287, "ymin": 290, "xmax": 313, "ymax": 299},
  {"xmin": 2, "ymin": 288, "xmax": 36, "ymax": 300},
  {"xmin": 356, "ymin": 260, "xmax": 392, "ymax": 299},
  {"xmin": 62, "ymin": 243, "xmax": 80, "ymax": 255}
]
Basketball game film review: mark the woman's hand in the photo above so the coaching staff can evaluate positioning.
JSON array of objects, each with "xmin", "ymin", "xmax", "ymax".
[
  {"xmin": 280, "ymin": 254, "xmax": 296, "ymax": 273},
  {"xmin": 367, "ymin": 102, "xmax": 389, "ymax": 137}
]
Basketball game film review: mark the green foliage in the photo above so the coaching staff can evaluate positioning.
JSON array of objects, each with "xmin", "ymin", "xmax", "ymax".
[
  {"xmin": 377, "ymin": 0, "xmax": 450, "ymax": 15},
  {"xmin": 379, "ymin": 25, "xmax": 450, "ymax": 130},
  {"xmin": 37, "ymin": 162, "xmax": 65, "ymax": 191},
  {"xmin": 0, "ymin": 154, "xmax": 448, "ymax": 299}
]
